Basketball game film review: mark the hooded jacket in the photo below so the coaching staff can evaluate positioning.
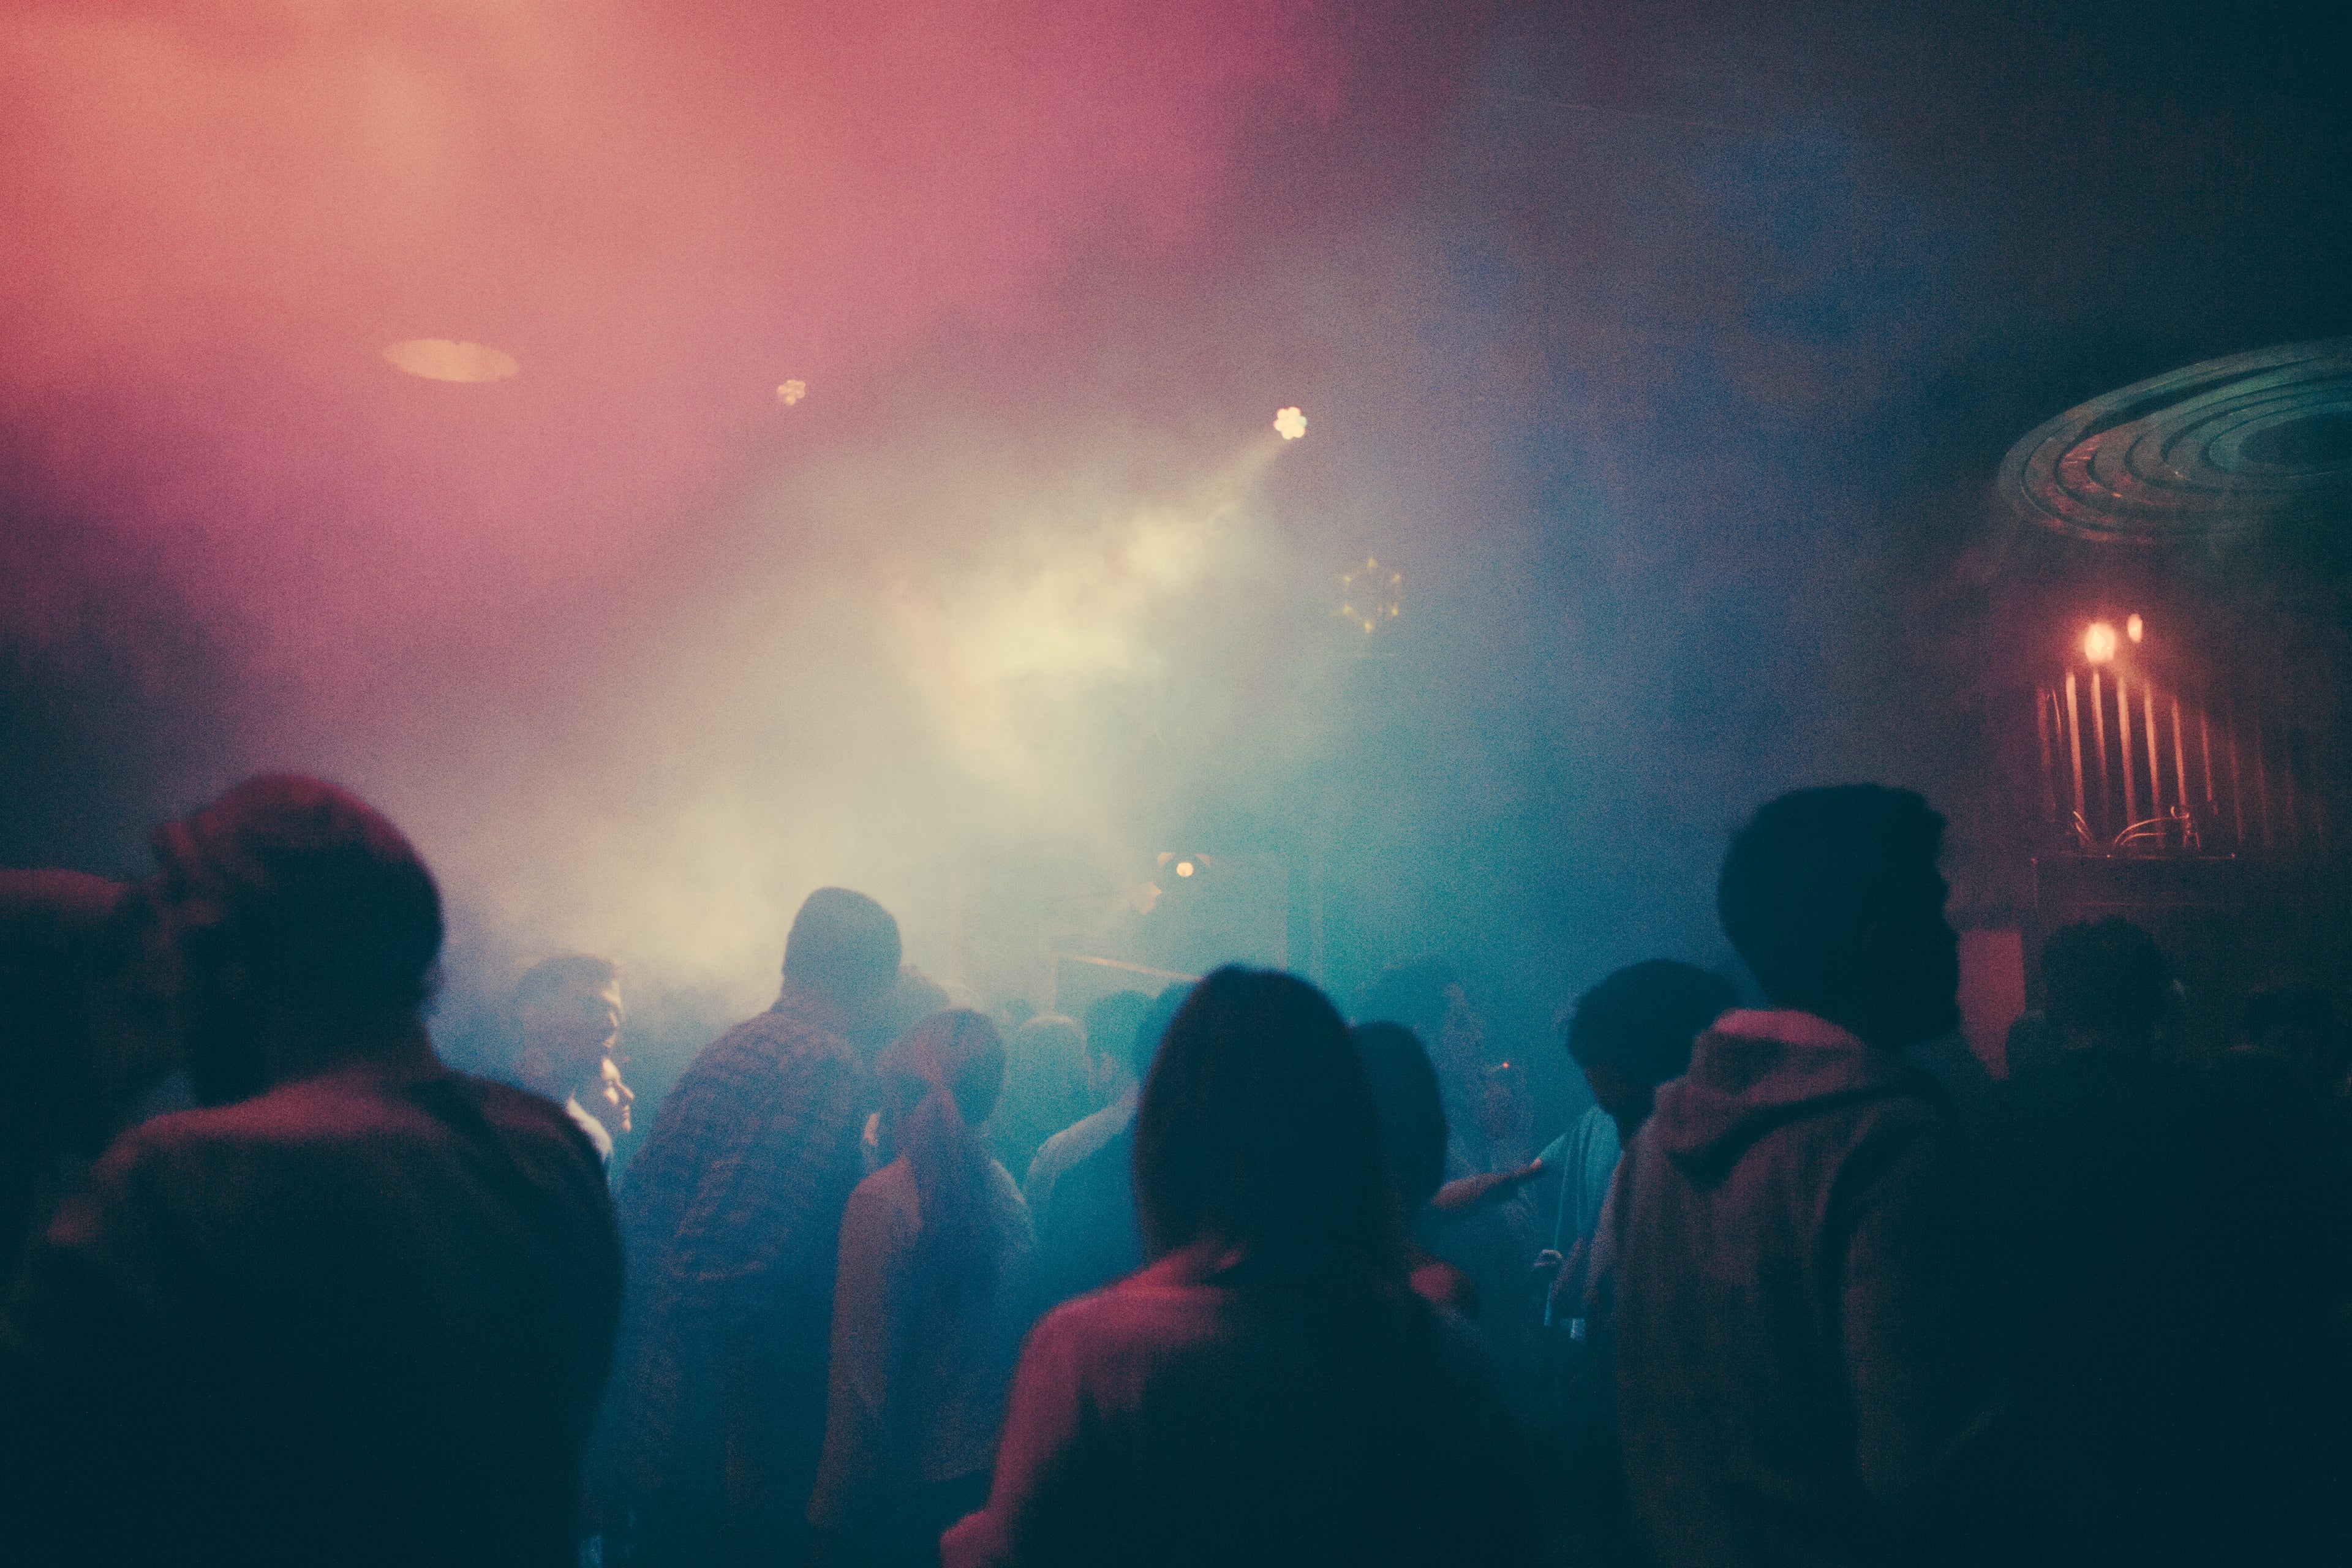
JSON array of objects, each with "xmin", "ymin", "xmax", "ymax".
[{"xmin": 1611, "ymin": 1009, "xmax": 1987, "ymax": 1568}]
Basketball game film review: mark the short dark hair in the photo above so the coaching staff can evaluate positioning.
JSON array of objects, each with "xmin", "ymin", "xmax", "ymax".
[
  {"xmin": 1135, "ymin": 968, "xmax": 1401, "ymax": 1283},
  {"xmin": 1564, "ymin": 960, "xmax": 1736, "ymax": 1087},
  {"xmin": 1717, "ymin": 785, "xmax": 1945, "ymax": 1009},
  {"xmin": 2041, "ymin": 918, "xmax": 2170, "ymax": 1042},
  {"xmin": 782, "ymin": 888, "xmax": 902, "ymax": 1007},
  {"xmin": 1352, "ymin": 1022, "xmax": 1447, "ymax": 1214},
  {"xmin": 154, "ymin": 774, "xmax": 442, "ymax": 1017},
  {"xmin": 1355, "ymin": 957, "xmax": 1460, "ymax": 1041},
  {"xmin": 513, "ymin": 954, "xmax": 620, "ymax": 1013}
]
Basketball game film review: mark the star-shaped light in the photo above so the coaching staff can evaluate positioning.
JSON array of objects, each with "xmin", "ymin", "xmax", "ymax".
[
  {"xmin": 1273, "ymin": 406, "xmax": 1307, "ymax": 440},
  {"xmin": 777, "ymin": 379, "xmax": 808, "ymax": 405}
]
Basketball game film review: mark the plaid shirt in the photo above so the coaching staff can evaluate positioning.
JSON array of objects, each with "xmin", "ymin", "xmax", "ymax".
[{"xmin": 608, "ymin": 987, "xmax": 872, "ymax": 1496}]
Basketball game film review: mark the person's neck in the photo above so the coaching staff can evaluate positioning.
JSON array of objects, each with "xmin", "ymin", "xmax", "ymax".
[{"xmin": 253, "ymin": 1010, "xmax": 439, "ymax": 1093}]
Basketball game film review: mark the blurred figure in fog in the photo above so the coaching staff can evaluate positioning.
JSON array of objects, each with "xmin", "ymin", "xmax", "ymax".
[
  {"xmin": 807, "ymin": 1010, "xmax": 1033, "ymax": 1568},
  {"xmin": 513, "ymin": 953, "xmax": 635, "ymax": 1167},
  {"xmin": 1357, "ymin": 959, "xmax": 1545, "ymax": 1411},
  {"xmin": 1352, "ymin": 1022, "xmax": 1477, "ymax": 1314},
  {"xmin": 605, "ymin": 887, "xmax": 902, "ymax": 1568},
  {"xmin": 1026, "ymin": 982, "xmax": 1190, "ymax": 1315},
  {"xmin": 0, "ymin": 869, "xmax": 177, "ymax": 1286},
  {"xmin": 983, "ymin": 1014, "xmax": 1089, "ymax": 1191},
  {"xmin": 1, "ymin": 774, "xmax": 620, "ymax": 1567},
  {"xmin": 2039, "ymin": 916, "xmax": 2171, "ymax": 1058},
  {"xmin": 943, "ymin": 968, "xmax": 1535, "ymax": 1568},
  {"xmin": 1544, "ymin": 960, "xmax": 1735, "ymax": 1255},
  {"xmin": 1978, "ymin": 917, "xmax": 2348, "ymax": 1566},
  {"xmin": 1022, "ymin": 990, "xmax": 1148, "ymax": 1212},
  {"xmin": 1531, "ymin": 961, "xmax": 1733, "ymax": 1567},
  {"xmin": 1613, "ymin": 786, "xmax": 1991, "ymax": 1568},
  {"xmin": 2236, "ymin": 981, "xmax": 2351, "ymax": 1115}
]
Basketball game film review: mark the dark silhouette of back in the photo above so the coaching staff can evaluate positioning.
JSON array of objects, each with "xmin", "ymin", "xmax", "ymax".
[
  {"xmin": 1978, "ymin": 918, "xmax": 2348, "ymax": 1566},
  {"xmin": 0, "ymin": 775, "xmax": 620, "ymax": 1568},
  {"xmin": 944, "ymin": 968, "xmax": 1536, "ymax": 1567},
  {"xmin": 1027, "ymin": 984, "xmax": 1190, "ymax": 1314}
]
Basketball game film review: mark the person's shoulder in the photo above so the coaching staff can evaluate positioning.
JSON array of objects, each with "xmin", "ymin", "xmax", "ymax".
[
  {"xmin": 693, "ymin": 1003, "xmax": 859, "ymax": 1084},
  {"xmin": 1032, "ymin": 1257, "xmax": 1224, "ymax": 1347},
  {"xmin": 846, "ymin": 1155, "xmax": 920, "ymax": 1224},
  {"xmin": 1028, "ymin": 1102, "xmax": 1122, "ymax": 1186}
]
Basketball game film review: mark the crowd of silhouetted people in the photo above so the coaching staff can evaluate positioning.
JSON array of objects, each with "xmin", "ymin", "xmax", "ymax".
[{"xmin": 2, "ymin": 774, "xmax": 2346, "ymax": 1566}]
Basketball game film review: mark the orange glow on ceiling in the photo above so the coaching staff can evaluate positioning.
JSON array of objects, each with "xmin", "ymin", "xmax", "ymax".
[{"xmin": 383, "ymin": 339, "xmax": 519, "ymax": 383}]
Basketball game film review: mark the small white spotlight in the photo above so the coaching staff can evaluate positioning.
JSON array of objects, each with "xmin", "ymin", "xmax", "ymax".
[
  {"xmin": 777, "ymin": 380, "xmax": 807, "ymax": 405},
  {"xmin": 2084, "ymin": 622, "xmax": 2118, "ymax": 664},
  {"xmin": 1273, "ymin": 406, "xmax": 1307, "ymax": 440},
  {"xmin": 2126, "ymin": 614, "xmax": 2144, "ymax": 644},
  {"xmin": 1175, "ymin": 861, "xmax": 1195, "ymax": 878}
]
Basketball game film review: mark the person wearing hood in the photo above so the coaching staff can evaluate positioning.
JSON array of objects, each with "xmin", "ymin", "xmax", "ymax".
[{"xmin": 1610, "ymin": 785, "xmax": 1992, "ymax": 1568}]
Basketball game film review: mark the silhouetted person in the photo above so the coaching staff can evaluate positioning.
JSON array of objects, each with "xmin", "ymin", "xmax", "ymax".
[
  {"xmin": 605, "ymin": 887, "xmax": 903, "ymax": 1568},
  {"xmin": 1978, "ymin": 918, "xmax": 2347, "ymax": 1565},
  {"xmin": 0, "ymin": 774, "xmax": 622, "ymax": 1567},
  {"xmin": 2236, "ymin": 981, "xmax": 2351, "ymax": 1118},
  {"xmin": 511, "ymin": 953, "xmax": 635, "ymax": 1167},
  {"xmin": 942, "ymin": 968, "xmax": 1536, "ymax": 1567},
  {"xmin": 1359, "ymin": 958, "xmax": 1545, "ymax": 1411},
  {"xmin": 1611, "ymin": 786, "xmax": 1990, "ymax": 1568},
  {"xmin": 1526, "ymin": 962, "xmax": 1735, "ymax": 1567},
  {"xmin": 808, "ymin": 1011, "xmax": 1034, "ymax": 1568},
  {"xmin": 984, "ymin": 1013, "xmax": 1089, "ymax": 1188},
  {"xmin": 1022, "ymin": 988, "xmax": 1153, "ymax": 1213},
  {"xmin": 1544, "ymin": 960, "xmax": 1736, "ymax": 1254},
  {"xmin": 1352, "ymin": 1021, "xmax": 1478, "ymax": 1313},
  {"xmin": 0, "ymin": 869, "xmax": 176, "ymax": 1287},
  {"xmin": 1025, "ymin": 982, "xmax": 1189, "ymax": 1313}
]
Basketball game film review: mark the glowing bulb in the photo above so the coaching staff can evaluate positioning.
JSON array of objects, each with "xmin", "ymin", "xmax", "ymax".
[
  {"xmin": 2084, "ymin": 622, "xmax": 2118, "ymax": 664},
  {"xmin": 384, "ymin": 339, "xmax": 519, "ymax": 383},
  {"xmin": 2126, "ymin": 614, "xmax": 2144, "ymax": 644},
  {"xmin": 1273, "ymin": 407, "xmax": 1307, "ymax": 440},
  {"xmin": 1175, "ymin": 861, "xmax": 1195, "ymax": 878},
  {"xmin": 777, "ymin": 380, "xmax": 807, "ymax": 405}
]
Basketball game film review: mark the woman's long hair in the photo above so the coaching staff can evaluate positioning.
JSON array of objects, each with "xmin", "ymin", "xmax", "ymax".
[
  {"xmin": 1134, "ymin": 968, "xmax": 1409, "ymax": 1292},
  {"xmin": 878, "ymin": 1008, "xmax": 1009, "ymax": 1305}
]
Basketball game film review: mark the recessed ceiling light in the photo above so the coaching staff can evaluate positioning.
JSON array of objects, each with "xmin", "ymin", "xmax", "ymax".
[{"xmin": 384, "ymin": 339, "xmax": 519, "ymax": 383}]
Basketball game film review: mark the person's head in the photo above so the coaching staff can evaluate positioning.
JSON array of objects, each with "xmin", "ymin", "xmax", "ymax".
[
  {"xmin": 1358, "ymin": 957, "xmax": 1485, "ymax": 1096},
  {"xmin": 1351, "ymin": 1022, "xmax": 1447, "ymax": 1216},
  {"xmin": 1564, "ymin": 961, "xmax": 1736, "ymax": 1138},
  {"xmin": 2040, "ymin": 917, "xmax": 2170, "ymax": 1053},
  {"xmin": 868, "ymin": 963, "xmax": 952, "ymax": 1059},
  {"xmin": 1136, "ymin": 967, "xmax": 1401, "ymax": 1284},
  {"xmin": 151, "ymin": 774, "xmax": 443, "ymax": 1105},
  {"xmin": 1716, "ymin": 786, "xmax": 1958, "ymax": 1049},
  {"xmin": 880, "ymin": 1007, "xmax": 1007, "ymax": 1135},
  {"xmin": 989, "ymin": 1012, "xmax": 1091, "ymax": 1159},
  {"xmin": 1080, "ymin": 989, "xmax": 1151, "ymax": 1095},
  {"xmin": 2238, "ymin": 983, "xmax": 2349, "ymax": 1101},
  {"xmin": 878, "ymin": 1008, "xmax": 1009, "ymax": 1298},
  {"xmin": 780, "ymin": 887, "xmax": 901, "ymax": 1028},
  {"xmin": 512, "ymin": 954, "xmax": 622, "ymax": 1100}
]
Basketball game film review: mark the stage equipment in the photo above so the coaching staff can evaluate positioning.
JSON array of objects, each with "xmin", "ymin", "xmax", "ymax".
[
  {"xmin": 1998, "ymin": 336, "xmax": 2352, "ymax": 547},
  {"xmin": 1988, "ymin": 338, "xmax": 2352, "ymax": 1052}
]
